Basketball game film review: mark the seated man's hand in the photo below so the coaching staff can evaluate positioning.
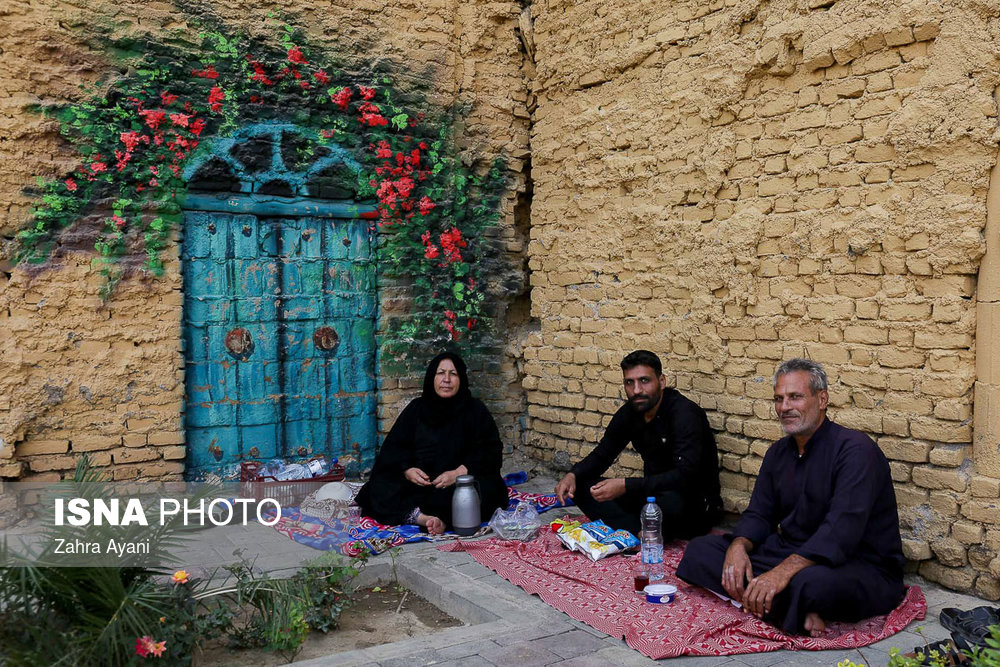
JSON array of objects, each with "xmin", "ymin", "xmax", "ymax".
[
  {"xmin": 404, "ymin": 467, "xmax": 431, "ymax": 486},
  {"xmin": 555, "ymin": 472, "xmax": 576, "ymax": 505},
  {"xmin": 721, "ymin": 537, "xmax": 754, "ymax": 602},
  {"xmin": 743, "ymin": 568, "xmax": 792, "ymax": 618},
  {"xmin": 742, "ymin": 553, "xmax": 813, "ymax": 618},
  {"xmin": 589, "ymin": 478, "xmax": 626, "ymax": 502}
]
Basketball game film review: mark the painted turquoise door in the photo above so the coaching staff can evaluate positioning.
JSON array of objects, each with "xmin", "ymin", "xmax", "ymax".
[{"xmin": 182, "ymin": 206, "xmax": 376, "ymax": 477}]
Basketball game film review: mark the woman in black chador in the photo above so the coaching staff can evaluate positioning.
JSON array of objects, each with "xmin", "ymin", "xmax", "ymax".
[{"xmin": 355, "ymin": 352, "xmax": 508, "ymax": 534}]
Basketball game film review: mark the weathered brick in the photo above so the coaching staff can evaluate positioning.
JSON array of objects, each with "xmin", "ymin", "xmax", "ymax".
[
  {"xmin": 912, "ymin": 466, "xmax": 968, "ymax": 492},
  {"xmin": 15, "ymin": 439, "xmax": 69, "ymax": 456},
  {"xmin": 972, "ymin": 476, "xmax": 1000, "ymax": 498},
  {"xmin": 963, "ymin": 500, "xmax": 1000, "ymax": 525},
  {"xmin": 71, "ymin": 436, "xmax": 122, "ymax": 452}
]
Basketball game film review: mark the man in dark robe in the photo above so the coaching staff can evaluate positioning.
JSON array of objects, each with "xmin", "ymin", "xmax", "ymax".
[
  {"xmin": 554, "ymin": 350, "xmax": 720, "ymax": 537},
  {"xmin": 676, "ymin": 358, "xmax": 905, "ymax": 636}
]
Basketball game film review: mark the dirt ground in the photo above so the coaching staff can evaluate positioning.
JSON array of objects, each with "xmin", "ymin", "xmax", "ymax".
[{"xmin": 198, "ymin": 584, "xmax": 464, "ymax": 665}]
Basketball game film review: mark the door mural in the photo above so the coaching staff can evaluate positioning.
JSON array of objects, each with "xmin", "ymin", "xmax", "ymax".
[{"xmin": 181, "ymin": 123, "xmax": 377, "ymax": 477}]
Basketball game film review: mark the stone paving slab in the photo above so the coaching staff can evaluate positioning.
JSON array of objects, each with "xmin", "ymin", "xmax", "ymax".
[{"xmin": 170, "ymin": 475, "xmax": 995, "ymax": 666}]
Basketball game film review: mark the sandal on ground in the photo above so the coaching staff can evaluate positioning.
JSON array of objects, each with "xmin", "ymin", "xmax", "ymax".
[
  {"xmin": 903, "ymin": 638, "xmax": 969, "ymax": 666},
  {"xmin": 940, "ymin": 606, "xmax": 1000, "ymax": 649}
]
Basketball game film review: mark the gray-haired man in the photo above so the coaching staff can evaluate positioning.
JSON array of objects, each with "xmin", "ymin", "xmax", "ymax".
[{"xmin": 676, "ymin": 358, "xmax": 904, "ymax": 636}]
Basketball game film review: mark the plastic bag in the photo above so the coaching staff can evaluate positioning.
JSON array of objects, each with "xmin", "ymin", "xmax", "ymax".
[{"xmin": 488, "ymin": 501, "xmax": 542, "ymax": 541}]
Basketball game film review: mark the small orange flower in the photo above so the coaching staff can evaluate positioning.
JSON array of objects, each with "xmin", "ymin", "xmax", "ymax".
[{"xmin": 171, "ymin": 570, "xmax": 189, "ymax": 585}]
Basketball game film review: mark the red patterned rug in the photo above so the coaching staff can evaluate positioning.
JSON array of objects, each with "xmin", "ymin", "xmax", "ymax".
[{"xmin": 439, "ymin": 531, "xmax": 925, "ymax": 659}]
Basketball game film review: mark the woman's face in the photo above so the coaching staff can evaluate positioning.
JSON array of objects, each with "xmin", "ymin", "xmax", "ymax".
[{"xmin": 434, "ymin": 359, "xmax": 460, "ymax": 399}]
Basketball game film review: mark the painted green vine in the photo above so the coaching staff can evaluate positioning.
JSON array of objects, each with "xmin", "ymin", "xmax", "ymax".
[{"xmin": 16, "ymin": 20, "xmax": 505, "ymax": 356}]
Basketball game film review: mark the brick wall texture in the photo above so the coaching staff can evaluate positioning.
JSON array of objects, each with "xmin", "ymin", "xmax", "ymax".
[
  {"xmin": 519, "ymin": 0, "xmax": 1000, "ymax": 598},
  {"xmin": 4, "ymin": 0, "xmax": 1000, "ymax": 599}
]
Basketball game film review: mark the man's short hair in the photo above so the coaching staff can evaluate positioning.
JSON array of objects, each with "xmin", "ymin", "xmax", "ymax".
[
  {"xmin": 773, "ymin": 358, "xmax": 828, "ymax": 394},
  {"xmin": 621, "ymin": 350, "xmax": 662, "ymax": 377}
]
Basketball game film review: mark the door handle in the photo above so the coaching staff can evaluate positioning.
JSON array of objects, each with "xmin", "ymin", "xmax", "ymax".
[
  {"xmin": 313, "ymin": 326, "xmax": 340, "ymax": 353},
  {"xmin": 224, "ymin": 327, "xmax": 254, "ymax": 361}
]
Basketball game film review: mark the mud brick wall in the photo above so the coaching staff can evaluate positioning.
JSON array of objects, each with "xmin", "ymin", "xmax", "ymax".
[
  {"xmin": 0, "ymin": 0, "xmax": 530, "ymax": 479},
  {"xmin": 520, "ymin": 0, "xmax": 1000, "ymax": 597}
]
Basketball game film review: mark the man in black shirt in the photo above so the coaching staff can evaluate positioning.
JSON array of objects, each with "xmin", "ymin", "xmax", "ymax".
[{"xmin": 554, "ymin": 350, "xmax": 720, "ymax": 537}]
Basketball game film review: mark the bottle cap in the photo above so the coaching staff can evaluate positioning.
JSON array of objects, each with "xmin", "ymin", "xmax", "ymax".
[{"xmin": 646, "ymin": 497, "xmax": 655, "ymax": 503}]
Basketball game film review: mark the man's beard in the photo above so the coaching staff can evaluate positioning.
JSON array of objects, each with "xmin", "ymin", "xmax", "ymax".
[{"xmin": 629, "ymin": 392, "xmax": 660, "ymax": 414}]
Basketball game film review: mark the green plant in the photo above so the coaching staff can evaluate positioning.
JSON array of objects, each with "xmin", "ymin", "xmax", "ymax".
[
  {"xmin": 837, "ymin": 623, "xmax": 1000, "ymax": 667},
  {"xmin": 213, "ymin": 552, "xmax": 364, "ymax": 660},
  {"xmin": 0, "ymin": 458, "xmax": 187, "ymax": 666}
]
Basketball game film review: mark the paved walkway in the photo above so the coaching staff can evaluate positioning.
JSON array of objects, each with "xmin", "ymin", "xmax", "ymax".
[{"xmin": 172, "ymin": 476, "xmax": 989, "ymax": 666}]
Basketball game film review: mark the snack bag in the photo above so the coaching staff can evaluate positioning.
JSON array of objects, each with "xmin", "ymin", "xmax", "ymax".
[
  {"xmin": 552, "ymin": 518, "xmax": 638, "ymax": 561},
  {"xmin": 580, "ymin": 520, "xmax": 640, "ymax": 551}
]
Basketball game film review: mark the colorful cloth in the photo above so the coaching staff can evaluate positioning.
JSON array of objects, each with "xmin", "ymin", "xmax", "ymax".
[
  {"xmin": 261, "ymin": 485, "xmax": 569, "ymax": 556},
  {"xmin": 438, "ymin": 530, "xmax": 926, "ymax": 659}
]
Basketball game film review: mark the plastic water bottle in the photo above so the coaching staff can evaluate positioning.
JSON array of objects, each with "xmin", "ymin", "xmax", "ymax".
[
  {"xmin": 275, "ymin": 463, "xmax": 309, "ymax": 481},
  {"xmin": 307, "ymin": 456, "xmax": 329, "ymax": 477},
  {"xmin": 640, "ymin": 497, "xmax": 664, "ymax": 582},
  {"xmin": 264, "ymin": 459, "xmax": 286, "ymax": 479}
]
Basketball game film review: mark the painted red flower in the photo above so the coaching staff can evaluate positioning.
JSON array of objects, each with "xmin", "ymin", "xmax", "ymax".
[
  {"xmin": 358, "ymin": 86, "xmax": 376, "ymax": 100},
  {"xmin": 248, "ymin": 59, "xmax": 272, "ymax": 85},
  {"xmin": 467, "ymin": 318, "xmax": 477, "ymax": 330},
  {"xmin": 374, "ymin": 140, "xmax": 392, "ymax": 159},
  {"xmin": 287, "ymin": 46, "xmax": 307, "ymax": 64},
  {"xmin": 208, "ymin": 86, "xmax": 225, "ymax": 113},
  {"xmin": 191, "ymin": 65, "xmax": 219, "ymax": 79},
  {"xmin": 160, "ymin": 91, "xmax": 178, "ymax": 106},
  {"xmin": 375, "ymin": 180, "xmax": 397, "ymax": 207},
  {"xmin": 65, "ymin": 178, "xmax": 77, "ymax": 191},
  {"xmin": 357, "ymin": 102, "xmax": 387, "ymax": 127},
  {"xmin": 189, "ymin": 117, "xmax": 206, "ymax": 137},
  {"xmin": 298, "ymin": 80, "xmax": 310, "ymax": 90},
  {"xmin": 421, "ymin": 230, "xmax": 440, "ymax": 259},
  {"xmin": 169, "ymin": 113, "xmax": 190, "ymax": 128},
  {"xmin": 313, "ymin": 70, "xmax": 330, "ymax": 85},
  {"xmin": 90, "ymin": 161, "xmax": 107, "ymax": 174},
  {"xmin": 443, "ymin": 310, "xmax": 459, "ymax": 340},
  {"xmin": 439, "ymin": 227, "xmax": 466, "ymax": 263},
  {"xmin": 418, "ymin": 196, "xmax": 435, "ymax": 215},
  {"xmin": 395, "ymin": 177, "xmax": 414, "ymax": 198},
  {"xmin": 112, "ymin": 214, "xmax": 127, "ymax": 230},
  {"xmin": 120, "ymin": 131, "xmax": 141, "ymax": 152},
  {"xmin": 331, "ymin": 87, "xmax": 352, "ymax": 110}
]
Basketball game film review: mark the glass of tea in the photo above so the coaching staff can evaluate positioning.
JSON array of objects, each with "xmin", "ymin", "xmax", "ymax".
[{"xmin": 632, "ymin": 560, "xmax": 650, "ymax": 595}]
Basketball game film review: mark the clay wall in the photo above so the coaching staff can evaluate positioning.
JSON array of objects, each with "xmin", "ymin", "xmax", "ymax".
[
  {"xmin": 521, "ymin": 0, "xmax": 1000, "ymax": 597},
  {"xmin": 0, "ymin": 0, "xmax": 530, "ymax": 479}
]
